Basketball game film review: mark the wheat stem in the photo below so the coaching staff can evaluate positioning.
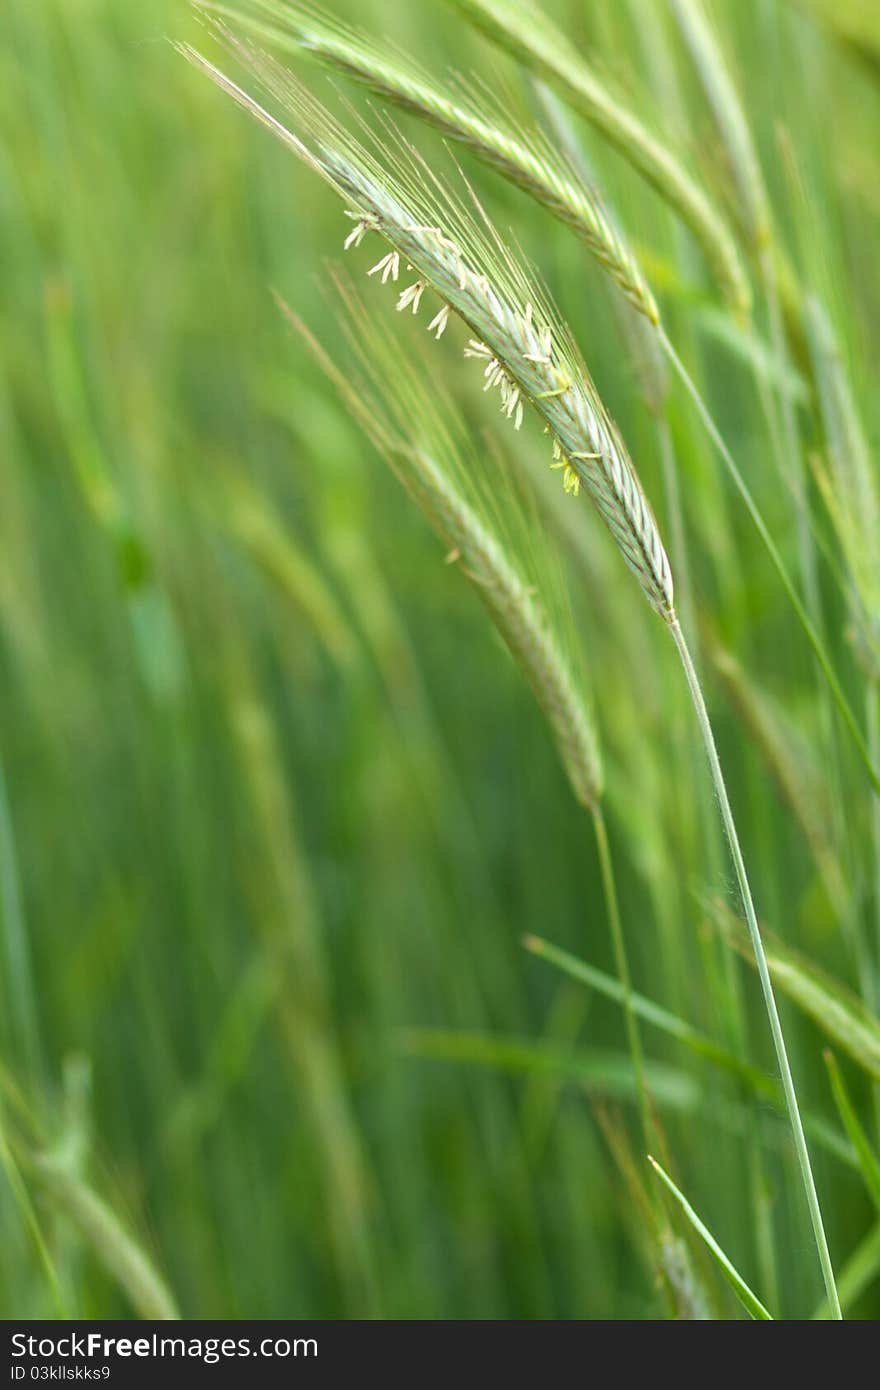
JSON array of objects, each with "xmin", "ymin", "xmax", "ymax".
[
  {"xmin": 592, "ymin": 806, "xmax": 651, "ymax": 1151},
  {"xmin": 670, "ymin": 616, "xmax": 842, "ymax": 1319},
  {"xmin": 869, "ymin": 683, "xmax": 880, "ymax": 1016}
]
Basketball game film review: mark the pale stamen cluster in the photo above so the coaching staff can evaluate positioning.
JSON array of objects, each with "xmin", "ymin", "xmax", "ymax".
[
  {"xmin": 348, "ymin": 219, "xmax": 583, "ymax": 469},
  {"xmin": 396, "ymin": 279, "xmax": 426, "ymax": 314},
  {"xmin": 463, "ymin": 340, "xmax": 524, "ymax": 431},
  {"xmin": 427, "ymin": 304, "xmax": 450, "ymax": 339},
  {"xmin": 351, "ymin": 212, "xmax": 529, "ymax": 433},
  {"xmin": 550, "ymin": 436, "xmax": 580, "ymax": 497},
  {"xmin": 343, "ymin": 208, "xmax": 379, "ymax": 249},
  {"xmin": 367, "ymin": 249, "xmax": 400, "ymax": 284}
]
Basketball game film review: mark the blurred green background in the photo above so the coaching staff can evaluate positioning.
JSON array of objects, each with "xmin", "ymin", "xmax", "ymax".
[{"xmin": 2, "ymin": 0, "xmax": 879, "ymax": 1319}]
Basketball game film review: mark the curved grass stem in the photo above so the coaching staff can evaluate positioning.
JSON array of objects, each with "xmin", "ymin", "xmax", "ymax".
[{"xmin": 670, "ymin": 615, "xmax": 842, "ymax": 1319}]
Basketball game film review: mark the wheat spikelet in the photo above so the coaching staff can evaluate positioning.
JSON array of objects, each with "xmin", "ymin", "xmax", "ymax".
[
  {"xmin": 207, "ymin": 0, "xmax": 659, "ymax": 322},
  {"xmin": 180, "ymin": 36, "xmax": 675, "ymax": 620},
  {"xmin": 447, "ymin": 0, "xmax": 751, "ymax": 315}
]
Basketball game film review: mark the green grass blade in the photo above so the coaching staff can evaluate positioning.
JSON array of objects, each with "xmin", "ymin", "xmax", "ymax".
[
  {"xmin": 525, "ymin": 935, "xmax": 853, "ymax": 1169},
  {"xmin": 648, "ymin": 1156, "xmax": 773, "ymax": 1319},
  {"xmin": 524, "ymin": 934, "xmax": 773, "ymax": 1093},
  {"xmin": 400, "ymin": 1029, "xmax": 700, "ymax": 1111}
]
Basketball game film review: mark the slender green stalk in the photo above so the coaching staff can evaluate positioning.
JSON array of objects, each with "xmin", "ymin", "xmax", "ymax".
[
  {"xmin": 660, "ymin": 328, "xmax": 880, "ymax": 795},
  {"xmin": 710, "ymin": 642, "xmax": 847, "ymax": 914},
  {"xmin": 870, "ymin": 683, "xmax": 880, "ymax": 1015},
  {"xmin": 592, "ymin": 806, "xmax": 651, "ymax": 1150},
  {"xmin": 669, "ymin": 615, "xmax": 842, "ymax": 1318},
  {"xmin": 824, "ymin": 1050, "xmax": 880, "ymax": 1212},
  {"xmin": 748, "ymin": 1130, "xmax": 781, "ymax": 1316},
  {"xmin": 759, "ymin": 247, "xmax": 819, "ymax": 612},
  {"xmin": 648, "ymin": 1155, "xmax": 773, "ymax": 1319}
]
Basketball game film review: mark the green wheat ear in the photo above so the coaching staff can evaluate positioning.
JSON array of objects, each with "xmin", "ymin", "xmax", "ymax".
[
  {"xmin": 206, "ymin": 0, "xmax": 660, "ymax": 323},
  {"xmin": 179, "ymin": 33, "xmax": 675, "ymax": 619},
  {"xmin": 445, "ymin": 0, "xmax": 752, "ymax": 315}
]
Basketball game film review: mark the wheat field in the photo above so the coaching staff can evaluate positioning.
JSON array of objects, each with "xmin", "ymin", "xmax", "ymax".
[{"xmin": 2, "ymin": 0, "xmax": 880, "ymax": 1320}]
